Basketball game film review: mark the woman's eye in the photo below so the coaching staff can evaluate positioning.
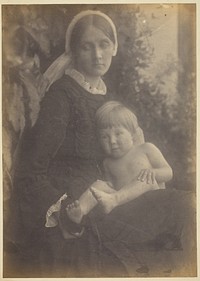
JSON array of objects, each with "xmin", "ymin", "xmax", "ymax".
[
  {"xmin": 100, "ymin": 40, "xmax": 110, "ymax": 49},
  {"xmin": 101, "ymin": 135, "xmax": 108, "ymax": 140},
  {"xmin": 81, "ymin": 43, "xmax": 91, "ymax": 51}
]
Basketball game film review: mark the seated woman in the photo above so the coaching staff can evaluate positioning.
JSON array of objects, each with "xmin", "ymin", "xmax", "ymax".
[{"xmin": 11, "ymin": 9, "xmax": 196, "ymax": 278}]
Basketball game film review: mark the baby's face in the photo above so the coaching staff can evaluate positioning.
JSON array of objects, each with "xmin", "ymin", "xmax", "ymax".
[{"xmin": 99, "ymin": 126, "xmax": 134, "ymax": 158}]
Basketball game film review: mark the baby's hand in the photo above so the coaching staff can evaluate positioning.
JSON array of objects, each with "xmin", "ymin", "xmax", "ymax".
[{"xmin": 137, "ymin": 169, "xmax": 156, "ymax": 184}]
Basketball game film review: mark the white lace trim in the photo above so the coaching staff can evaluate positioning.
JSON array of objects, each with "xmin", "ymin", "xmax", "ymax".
[
  {"xmin": 65, "ymin": 68, "xmax": 107, "ymax": 95},
  {"xmin": 45, "ymin": 193, "xmax": 68, "ymax": 227}
]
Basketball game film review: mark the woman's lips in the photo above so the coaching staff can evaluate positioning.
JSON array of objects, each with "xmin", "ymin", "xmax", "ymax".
[
  {"xmin": 93, "ymin": 63, "xmax": 104, "ymax": 67},
  {"xmin": 111, "ymin": 147, "xmax": 119, "ymax": 151}
]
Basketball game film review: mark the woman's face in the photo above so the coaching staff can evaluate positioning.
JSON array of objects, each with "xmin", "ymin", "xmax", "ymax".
[{"xmin": 74, "ymin": 25, "xmax": 114, "ymax": 81}]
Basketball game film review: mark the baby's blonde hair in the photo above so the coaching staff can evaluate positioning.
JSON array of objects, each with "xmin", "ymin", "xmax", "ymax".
[{"xmin": 96, "ymin": 101, "xmax": 140, "ymax": 135}]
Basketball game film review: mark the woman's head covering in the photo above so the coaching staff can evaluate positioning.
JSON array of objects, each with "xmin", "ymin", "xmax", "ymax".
[{"xmin": 43, "ymin": 10, "xmax": 118, "ymax": 91}]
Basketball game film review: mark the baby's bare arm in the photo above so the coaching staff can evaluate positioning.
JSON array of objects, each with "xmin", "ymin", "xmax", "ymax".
[{"xmin": 140, "ymin": 143, "xmax": 173, "ymax": 184}]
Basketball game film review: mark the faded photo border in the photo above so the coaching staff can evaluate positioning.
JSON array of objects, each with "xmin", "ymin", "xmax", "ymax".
[{"xmin": 0, "ymin": 0, "xmax": 199, "ymax": 280}]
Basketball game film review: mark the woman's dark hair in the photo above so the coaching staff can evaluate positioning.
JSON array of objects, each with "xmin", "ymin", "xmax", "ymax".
[{"xmin": 70, "ymin": 14, "xmax": 115, "ymax": 54}]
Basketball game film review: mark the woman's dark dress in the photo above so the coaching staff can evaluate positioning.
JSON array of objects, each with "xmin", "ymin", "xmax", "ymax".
[
  {"xmin": 12, "ymin": 75, "xmax": 196, "ymax": 277},
  {"xmin": 12, "ymin": 74, "xmax": 114, "ymax": 276}
]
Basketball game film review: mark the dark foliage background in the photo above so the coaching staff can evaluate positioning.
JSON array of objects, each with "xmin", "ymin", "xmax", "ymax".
[{"xmin": 2, "ymin": 4, "xmax": 196, "ymax": 202}]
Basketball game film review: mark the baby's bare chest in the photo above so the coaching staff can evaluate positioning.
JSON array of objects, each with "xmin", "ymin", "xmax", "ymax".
[{"xmin": 108, "ymin": 152, "xmax": 151, "ymax": 188}]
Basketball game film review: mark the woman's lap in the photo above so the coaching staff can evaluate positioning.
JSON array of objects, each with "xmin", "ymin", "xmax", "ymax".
[
  {"xmin": 96, "ymin": 189, "xmax": 195, "ymax": 249},
  {"xmin": 15, "ymin": 188, "xmax": 194, "ymax": 277},
  {"xmin": 12, "ymin": 188, "xmax": 194, "ymax": 277}
]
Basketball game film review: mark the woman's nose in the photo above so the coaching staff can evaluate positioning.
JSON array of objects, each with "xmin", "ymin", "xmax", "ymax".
[{"xmin": 94, "ymin": 46, "xmax": 102, "ymax": 59}]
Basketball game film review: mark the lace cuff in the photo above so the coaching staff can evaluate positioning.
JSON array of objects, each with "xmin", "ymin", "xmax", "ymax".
[{"xmin": 45, "ymin": 193, "xmax": 68, "ymax": 227}]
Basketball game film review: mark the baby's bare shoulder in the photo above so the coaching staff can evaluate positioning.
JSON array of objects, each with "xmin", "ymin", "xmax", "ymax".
[{"xmin": 139, "ymin": 142, "xmax": 159, "ymax": 153}]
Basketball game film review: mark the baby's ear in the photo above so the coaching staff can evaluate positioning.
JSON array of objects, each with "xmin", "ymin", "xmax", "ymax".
[
  {"xmin": 132, "ymin": 127, "xmax": 145, "ymax": 144},
  {"xmin": 136, "ymin": 127, "xmax": 145, "ymax": 143},
  {"xmin": 131, "ymin": 133, "xmax": 138, "ymax": 142}
]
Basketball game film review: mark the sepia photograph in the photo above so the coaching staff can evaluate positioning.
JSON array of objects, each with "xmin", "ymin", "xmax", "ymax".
[{"xmin": 2, "ymin": 2, "xmax": 197, "ymax": 278}]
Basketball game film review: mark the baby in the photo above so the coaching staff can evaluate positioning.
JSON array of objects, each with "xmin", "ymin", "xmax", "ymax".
[{"xmin": 64, "ymin": 101, "xmax": 173, "ymax": 225}]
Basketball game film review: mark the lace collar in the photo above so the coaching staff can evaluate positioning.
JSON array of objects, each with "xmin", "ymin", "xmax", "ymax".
[{"xmin": 65, "ymin": 68, "xmax": 107, "ymax": 95}]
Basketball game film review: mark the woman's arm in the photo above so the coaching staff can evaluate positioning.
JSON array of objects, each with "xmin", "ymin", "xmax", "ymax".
[{"xmin": 16, "ymin": 83, "xmax": 71, "ymax": 230}]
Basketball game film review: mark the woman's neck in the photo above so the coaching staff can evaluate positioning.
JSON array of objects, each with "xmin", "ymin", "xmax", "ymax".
[
  {"xmin": 74, "ymin": 68, "xmax": 100, "ymax": 89},
  {"xmin": 65, "ymin": 68, "xmax": 107, "ymax": 95},
  {"xmin": 85, "ymin": 76, "xmax": 100, "ymax": 89}
]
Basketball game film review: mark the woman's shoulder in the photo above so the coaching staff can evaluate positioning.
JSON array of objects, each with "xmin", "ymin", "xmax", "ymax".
[
  {"xmin": 49, "ymin": 74, "xmax": 96, "ymax": 100},
  {"xmin": 48, "ymin": 74, "xmax": 75, "ymax": 92},
  {"xmin": 43, "ymin": 75, "xmax": 80, "ymax": 103},
  {"xmin": 44, "ymin": 74, "xmax": 114, "ymax": 111}
]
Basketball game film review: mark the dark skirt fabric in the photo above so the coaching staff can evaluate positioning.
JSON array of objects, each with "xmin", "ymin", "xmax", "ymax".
[
  {"xmin": 97, "ymin": 189, "xmax": 195, "ymax": 246},
  {"xmin": 98, "ymin": 189, "xmax": 195, "ymax": 245},
  {"xmin": 94, "ymin": 188, "xmax": 196, "ymax": 276},
  {"xmin": 41, "ymin": 188, "xmax": 196, "ymax": 277},
  {"xmin": 6, "ymin": 185, "xmax": 196, "ymax": 277}
]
